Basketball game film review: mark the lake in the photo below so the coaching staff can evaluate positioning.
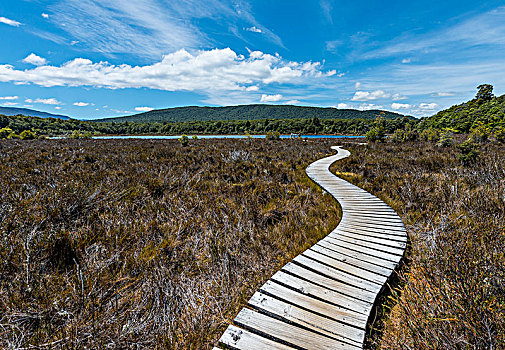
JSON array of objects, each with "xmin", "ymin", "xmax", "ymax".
[{"xmin": 92, "ymin": 135, "xmax": 364, "ymax": 139}]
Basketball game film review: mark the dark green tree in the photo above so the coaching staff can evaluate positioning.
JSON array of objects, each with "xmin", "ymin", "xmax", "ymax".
[{"xmin": 476, "ymin": 84, "xmax": 494, "ymax": 103}]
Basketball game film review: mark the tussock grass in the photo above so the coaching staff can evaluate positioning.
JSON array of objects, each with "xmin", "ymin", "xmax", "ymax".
[
  {"xmin": 333, "ymin": 141, "xmax": 505, "ymax": 349},
  {"xmin": 0, "ymin": 138, "xmax": 340, "ymax": 349}
]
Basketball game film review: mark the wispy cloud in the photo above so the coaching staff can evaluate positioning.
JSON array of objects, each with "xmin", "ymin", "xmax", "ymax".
[
  {"xmin": 0, "ymin": 96, "xmax": 18, "ymax": 100},
  {"xmin": 135, "ymin": 106, "xmax": 154, "ymax": 112},
  {"xmin": 41, "ymin": 13, "xmax": 49, "ymax": 19},
  {"xmin": 0, "ymin": 16, "xmax": 21, "ymax": 27},
  {"xmin": 73, "ymin": 102, "xmax": 89, "ymax": 106},
  {"xmin": 25, "ymin": 98, "xmax": 62, "ymax": 105},
  {"xmin": 48, "ymin": 0, "xmax": 283, "ymax": 57},
  {"xmin": 245, "ymin": 26, "xmax": 262, "ymax": 33},
  {"xmin": 0, "ymin": 48, "xmax": 329, "ymax": 94},
  {"xmin": 391, "ymin": 103, "xmax": 411, "ymax": 110}
]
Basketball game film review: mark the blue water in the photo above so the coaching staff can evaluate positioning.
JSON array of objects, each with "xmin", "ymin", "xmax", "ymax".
[{"xmin": 91, "ymin": 134, "xmax": 364, "ymax": 140}]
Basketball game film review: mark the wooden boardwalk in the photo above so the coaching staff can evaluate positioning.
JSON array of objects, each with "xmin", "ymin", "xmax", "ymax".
[{"xmin": 215, "ymin": 146, "xmax": 407, "ymax": 349}]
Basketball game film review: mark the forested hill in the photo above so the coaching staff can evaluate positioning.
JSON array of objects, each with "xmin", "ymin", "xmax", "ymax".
[
  {"xmin": 419, "ymin": 85, "xmax": 505, "ymax": 132},
  {"xmin": 0, "ymin": 106, "xmax": 69, "ymax": 120},
  {"xmin": 94, "ymin": 104, "xmax": 404, "ymax": 123}
]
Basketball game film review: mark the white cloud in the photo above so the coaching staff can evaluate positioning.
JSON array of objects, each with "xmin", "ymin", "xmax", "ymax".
[
  {"xmin": 337, "ymin": 103, "xmax": 352, "ymax": 109},
  {"xmin": 2, "ymin": 102, "xmax": 18, "ymax": 106},
  {"xmin": 433, "ymin": 92, "xmax": 455, "ymax": 97},
  {"xmin": 392, "ymin": 93, "xmax": 407, "ymax": 100},
  {"xmin": 246, "ymin": 26, "xmax": 262, "ymax": 33},
  {"xmin": 0, "ymin": 48, "xmax": 329, "ymax": 92},
  {"xmin": 73, "ymin": 102, "xmax": 89, "ymax": 106},
  {"xmin": 55, "ymin": 106, "xmax": 62, "ymax": 110},
  {"xmin": 260, "ymin": 94, "xmax": 283, "ymax": 102},
  {"xmin": 391, "ymin": 103, "xmax": 412, "ymax": 110},
  {"xmin": 0, "ymin": 16, "xmax": 21, "ymax": 27},
  {"xmin": 284, "ymin": 100, "xmax": 300, "ymax": 105},
  {"xmin": 419, "ymin": 103, "xmax": 439, "ymax": 110},
  {"xmin": 48, "ymin": 0, "xmax": 283, "ymax": 57},
  {"xmin": 352, "ymin": 90, "xmax": 390, "ymax": 101},
  {"xmin": 22, "ymin": 53, "xmax": 48, "ymax": 66},
  {"xmin": 355, "ymin": 82, "xmax": 362, "ymax": 90},
  {"xmin": 25, "ymin": 98, "xmax": 62, "ymax": 105},
  {"xmin": 42, "ymin": 13, "xmax": 49, "ymax": 19},
  {"xmin": 402, "ymin": 58, "xmax": 411, "ymax": 64},
  {"xmin": 245, "ymin": 85, "xmax": 259, "ymax": 91},
  {"xmin": 358, "ymin": 103, "xmax": 383, "ymax": 111},
  {"xmin": 0, "ymin": 96, "xmax": 18, "ymax": 100},
  {"xmin": 135, "ymin": 106, "xmax": 154, "ymax": 112}
]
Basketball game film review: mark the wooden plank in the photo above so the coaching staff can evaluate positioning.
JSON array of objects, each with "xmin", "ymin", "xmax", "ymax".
[
  {"xmin": 248, "ymin": 291, "xmax": 364, "ymax": 345},
  {"xmin": 280, "ymin": 263, "xmax": 377, "ymax": 304},
  {"xmin": 339, "ymin": 222, "xmax": 407, "ymax": 238},
  {"xmin": 234, "ymin": 308, "xmax": 360, "ymax": 350},
  {"xmin": 219, "ymin": 325, "xmax": 295, "ymax": 350},
  {"xmin": 329, "ymin": 233, "xmax": 405, "ymax": 257},
  {"xmin": 323, "ymin": 236, "xmax": 402, "ymax": 264},
  {"xmin": 316, "ymin": 239, "xmax": 398, "ymax": 271},
  {"xmin": 335, "ymin": 225, "xmax": 407, "ymax": 243},
  {"xmin": 303, "ymin": 249, "xmax": 387, "ymax": 285},
  {"xmin": 333, "ymin": 229, "xmax": 407, "ymax": 249},
  {"xmin": 310, "ymin": 243, "xmax": 393, "ymax": 277},
  {"xmin": 269, "ymin": 271, "xmax": 373, "ymax": 314},
  {"xmin": 293, "ymin": 255, "xmax": 382, "ymax": 293}
]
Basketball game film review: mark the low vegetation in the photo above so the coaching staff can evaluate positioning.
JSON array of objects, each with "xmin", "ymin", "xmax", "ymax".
[
  {"xmin": 332, "ymin": 140, "xmax": 505, "ymax": 349},
  {"xmin": 0, "ymin": 138, "xmax": 341, "ymax": 349}
]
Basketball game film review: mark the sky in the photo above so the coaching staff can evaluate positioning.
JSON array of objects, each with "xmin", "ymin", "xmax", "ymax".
[{"xmin": 1, "ymin": 1, "xmax": 505, "ymax": 120}]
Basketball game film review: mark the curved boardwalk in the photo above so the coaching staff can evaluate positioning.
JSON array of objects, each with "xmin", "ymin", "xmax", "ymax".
[{"xmin": 215, "ymin": 146, "xmax": 407, "ymax": 349}]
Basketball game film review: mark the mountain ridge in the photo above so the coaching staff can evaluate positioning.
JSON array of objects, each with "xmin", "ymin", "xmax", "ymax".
[
  {"xmin": 93, "ymin": 104, "xmax": 406, "ymax": 123},
  {"xmin": 0, "ymin": 106, "xmax": 70, "ymax": 120}
]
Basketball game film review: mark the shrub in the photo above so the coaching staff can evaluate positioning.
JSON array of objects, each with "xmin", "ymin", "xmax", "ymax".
[
  {"xmin": 19, "ymin": 130, "xmax": 36, "ymax": 140},
  {"xmin": 179, "ymin": 134, "xmax": 189, "ymax": 146},
  {"xmin": 365, "ymin": 126, "xmax": 386, "ymax": 142},
  {"xmin": 265, "ymin": 131, "xmax": 281, "ymax": 140},
  {"xmin": 436, "ymin": 129, "xmax": 454, "ymax": 147},
  {"xmin": 0, "ymin": 127, "xmax": 15, "ymax": 139},
  {"xmin": 390, "ymin": 129, "xmax": 405, "ymax": 143},
  {"xmin": 457, "ymin": 139, "xmax": 480, "ymax": 165},
  {"xmin": 470, "ymin": 121, "xmax": 491, "ymax": 143},
  {"xmin": 419, "ymin": 128, "xmax": 440, "ymax": 142},
  {"xmin": 191, "ymin": 135, "xmax": 198, "ymax": 140}
]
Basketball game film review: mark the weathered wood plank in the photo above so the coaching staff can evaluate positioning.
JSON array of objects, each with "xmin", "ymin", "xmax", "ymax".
[
  {"xmin": 219, "ymin": 325, "xmax": 295, "ymax": 349},
  {"xmin": 234, "ymin": 308, "xmax": 360, "ymax": 350}
]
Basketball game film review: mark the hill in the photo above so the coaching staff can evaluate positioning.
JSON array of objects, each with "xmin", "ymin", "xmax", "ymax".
[
  {"xmin": 0, "ymin": 106, "xmax": 70, "ymax": 120},
  {"xmin": 94, "ymin": 104, "xmax": 404, "ymax": 123},
  {"xmin": 419, "ymin": 85, "xmax": 505, "ymax": 132}
]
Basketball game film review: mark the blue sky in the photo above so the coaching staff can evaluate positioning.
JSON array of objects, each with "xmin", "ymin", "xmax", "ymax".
[{"xmin": 1, "ymin": 0, "xmax": 504, "ymax": 120}]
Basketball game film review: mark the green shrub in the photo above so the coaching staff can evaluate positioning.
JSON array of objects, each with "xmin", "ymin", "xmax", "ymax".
[
  {"xmin": 19, "ymin": 130, "xmax": 36, "ymax": 140},
  {"xmin": 266, "ymin": 131, "xmax": 281, "ymax": 140},
  {"xmin": 390, "ymin": 129, "xmax": 405, "ymax": 143},
  {"xmin": 437, "ymin": 130, "xmax": 455, "ymax": 147},
  {"xmin": 191, "ymin": 135, "xmax": 198, "ymax": 140},
  {"xmin": 457, "ymin": 139, "xmax": 480, "ymax": 165},
  {"xmin": 179, "ymin": 134, "xmax": 189, "ymax": 146},
  {"xmin": 365, "ymin": 126, "xmax": 385, "ymax": 142},
  {"xmin": 0, "ymin": 127, "xmax": 15, "ymax": 139},
  {"xmin": 420, "ymin": 128, "xmax": 440, "ymax": 142}
]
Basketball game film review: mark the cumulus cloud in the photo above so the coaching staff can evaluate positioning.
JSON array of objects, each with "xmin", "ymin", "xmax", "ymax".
[
  {"xmin": 284, "ymin": 100, "xmax": 300, "ymax": 105},
  {"xmin": 337, "ymin": 103, "xmax": 352, "ymax": 109},
  {"xmin": 0, "ymin": 48, "xmax": 329, "ymax": 93},
  {"xmin": 260, "ymin": 94, "xmax": 283, "ymax": 102},
  {"xmin": 42, "ymin": 13, "xmax": 49, "ymax": 19},
  {"xmin": 391, "ymin": 103, "xmax": 412, "ymax": 110},
  {"xmin": 402, "ymin": 58, "xmax": 411, "ymax": 64},
  {"xmin": 354, "ymin": 82, "xmax": 362, "ymax": 90},
  {"xmin": 0, "ymin": 16, "xmax": 21, "ymax": 27},
  {"xmin": 0, "ymin": 96, "xmax": 18, "ymax": 100},
  {"xmin": 246, "ymin": 26, "xmax": 262, "ymax": 33},
  {"xmin": 22, "ymin": 53, "xmax": 48, "ymax": 66},
  {"xmin": 25, "ymin": 98, "xmax": 62, "ymax": 105},
  {"xmin": 73, "ymin": 102, "xmax": 89, "ymax": 106},
  {"xmin": 351, "ymin": 90, "xmax": 390, "ymax": 101},
  {"xmin": 135, "ymin": 106, "xmax": 154, "ymax": 112}
]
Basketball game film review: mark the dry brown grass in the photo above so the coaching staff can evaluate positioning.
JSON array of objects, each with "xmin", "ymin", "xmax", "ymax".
[{"xmin": 0, "ymin": 138, "xmax": 342, "ymax": 349}]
